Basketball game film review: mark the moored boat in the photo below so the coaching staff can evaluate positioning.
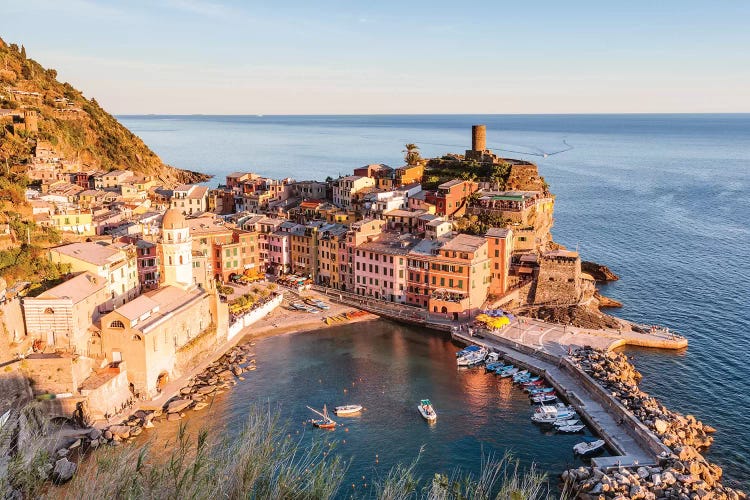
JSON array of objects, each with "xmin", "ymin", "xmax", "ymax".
[
  {"xmin": 456, "ymin": 345, "xmax": 481, "ymax": 357},
  {"xmin": 531, "ymin": 404, "xmax": 577, "ymax": 424},
  {"xmin": 553, "ymin": 418, "xmax": 581, "ymax": 427},
  {"xmin": 573, "ymin": 439, "xmax": 606, "ymax": 456},
  {"xmin": 530, "ymin": 393, "xmax": 557, "ymax": 404},
  {"xmin": 334, "ymin": 404, "xmax": 362, "ymax": 415},
  {"xmin": 418, "ymin": 399, "xmax": 437, "ymax": 421},
  {"xmin": 307, "ymin": 405, "xmax": 337, "ymax": 429},
  {"xmin": 557, "ymin": 424, "xmax": 586, "ymax": 433},
  {"xmin": 500, "ymin": 367, "xmax": 519, "ymax": 378}
]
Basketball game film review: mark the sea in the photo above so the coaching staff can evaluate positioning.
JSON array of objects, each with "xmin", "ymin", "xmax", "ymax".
[{"xmin": 119, "ymin": 114, "xmax": 750, "ymax": 489}]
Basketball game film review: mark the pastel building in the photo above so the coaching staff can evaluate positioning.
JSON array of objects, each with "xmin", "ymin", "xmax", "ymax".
[
  {"xmin": 22, "ymin": 272, "xmax": 109, "ymax": 355},
  {"xmin": 49, "ymin": 242, "xmax": 139, "ymax": 310},
  {"xmin": 332, "ymin": 176, "xmax": 375, "ymax": 209},
  {"xmin": 353, "ymin": 232, "xmax": 418, "ymax": 302},
  {"xmin": 484, "ymin": 228, "xmax": 514, "ymax": 296}
]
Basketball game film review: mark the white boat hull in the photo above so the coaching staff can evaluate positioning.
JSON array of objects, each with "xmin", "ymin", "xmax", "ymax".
[
  {"xmin": 334, "ymin": 405, "xmax": 362, "ymax": 415},
  {"xmin": 418, "ymin": 405, "xmax": 437, "ymax": 421},
  {"xmin": 574, "ymin": 439, "xmax": 606, "ymax": 455}
]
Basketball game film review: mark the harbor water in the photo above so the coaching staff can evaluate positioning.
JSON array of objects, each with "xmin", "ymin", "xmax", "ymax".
[
  {"xmin": 139, "ymin": 321, "xmax": 598, "ymax": 493},
  {"xmin": 120, "ymin": 114, "xmax": 750, "ymax": 486}
]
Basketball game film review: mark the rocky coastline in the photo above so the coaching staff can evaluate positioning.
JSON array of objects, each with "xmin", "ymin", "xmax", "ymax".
[
  {"xmin": 582, "ymin": 261, "xmax": 620, "ymax": 282},
  {"xmin": 562, "ymin": 348, "xmax": 746, "ymax": 500}
]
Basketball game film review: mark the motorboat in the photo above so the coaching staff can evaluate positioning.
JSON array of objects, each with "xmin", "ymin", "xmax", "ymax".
[
  {"xmin": 500, "ymin": 367, "xmax": 519, "ymax": 378},
  {"xmin": 485, "ymin": 361, "xmax": 505, "ymax": 372},
  {"xmin": 553, "ymin": 418, "xmax": 580, "ymax": 427},
  {"xmin": 334, "ymin": 404, "xmax": 362, "ymax": 416},
  {"xmin": 485, "ymin": 352, "xmax": 500, "ymax": 364},
  {"xmin": 573, "ymin": 439, "xmax": 606, "ymax": 456},
  {"xmin": 530, "ymin": 393, "xmax": 557, "ymax": 404},
  {"xmin": 494, "ymin": 364, "xmax": 515, "ymax": 375},
  {"xmin": 511, "ymin": 370, "xmax": 530, "ymax": 381},
  {"xmin": 418, "ymin": 399, "xmax": 437, "ymax": 422},
  {"xmin": 456, "ymin": 345, "xmax": 481, "ymax": 357},
  {"xmin": 557, "ymin": 424, "xmax": 586, "ymax": 433},
  {"xmin": 531, "ymin": 404, "xmax": 577, "ymax": 424},
  {"xmin": 522, "ymin": 379, "xmax": 545, "ymax": 388},
  {"xmin": 457, "ymin": 348, "xmax": 487, "ymax": 367},
  {"xmin": 307, "ymin": 405, "xmax": 337, "ymax": 429},
  {"xmin": 516, "ymin": 376, "xmax": 540, "ymax": 384}
]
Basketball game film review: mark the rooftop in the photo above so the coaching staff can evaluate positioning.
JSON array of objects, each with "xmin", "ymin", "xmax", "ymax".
[
  {"xmin": 485, "ymin": 227, "xmax": 511, "ymax": 238},
  {"xmin": 441, "ymin": 233, "xmax": 486, "ymax": 253},
  {"xmin": 52, "ymin": 242, "xmax": 124, "ymax": 267},
  {"xmin": 34, "ymin": 272, "xmax": 106, "ymax": 304}
]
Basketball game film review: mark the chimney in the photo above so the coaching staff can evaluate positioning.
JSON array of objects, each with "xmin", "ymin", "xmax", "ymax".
[{"xmin": 472, "ymin": 125, "xmax": 486, "ymax": 152}]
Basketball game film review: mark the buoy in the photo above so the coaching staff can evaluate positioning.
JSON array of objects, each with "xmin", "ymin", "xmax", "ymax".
[{"xmin": 345, "ymin": 428, "xmax": 348, "ymax": 432}]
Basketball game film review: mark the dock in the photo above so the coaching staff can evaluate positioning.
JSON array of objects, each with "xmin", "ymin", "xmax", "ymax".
[{"xmin": 452, "ymin": 329, "xmax": 671, "ymax": 468}]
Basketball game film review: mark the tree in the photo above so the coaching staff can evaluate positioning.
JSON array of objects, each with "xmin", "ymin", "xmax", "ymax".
[
  {"xmin": 20, "ymin": 45, "xmax": 26, "ymax": 59},
  {"xmin": 403, "ymin": 143, "xmax": 421, "ymax": 166}
]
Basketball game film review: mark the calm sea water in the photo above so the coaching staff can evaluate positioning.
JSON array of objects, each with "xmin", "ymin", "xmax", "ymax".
[{"xmin": 120, "ymin": 114, "xmax": 750, "ymax": 487}]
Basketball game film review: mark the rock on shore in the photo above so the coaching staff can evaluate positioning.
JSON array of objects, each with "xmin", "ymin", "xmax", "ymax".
[
  {"xmin": 562, "ymin": 348, "xmax": 745, "ymax": 499},
  {"xmin": 594, "ymin": 291, "xmax": 623, "ymax": 308},
  {"xmin": 582, "ymin": 261, "xmax": 620, "ymax": 281}
]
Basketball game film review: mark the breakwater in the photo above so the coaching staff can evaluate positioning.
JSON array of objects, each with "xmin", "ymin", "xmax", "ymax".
[{"xmin": 561, "ymin": 348, "xmax": 745, "ymax": 500}]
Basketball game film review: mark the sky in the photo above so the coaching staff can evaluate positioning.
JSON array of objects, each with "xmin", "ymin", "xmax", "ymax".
[{"xmin": 2, "ymin": 0, "xmax": 749, "ymax": 114}]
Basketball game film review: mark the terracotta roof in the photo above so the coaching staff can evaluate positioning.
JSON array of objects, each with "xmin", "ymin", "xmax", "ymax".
[{"xmin": 35, "ymin": 272, "xmax": 106, "ymax": 303}]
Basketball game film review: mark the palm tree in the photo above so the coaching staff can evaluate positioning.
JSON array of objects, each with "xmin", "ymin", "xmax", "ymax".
[{"xmin": 403, "ymin": 143, "xmax": 421, "ymax": 166}]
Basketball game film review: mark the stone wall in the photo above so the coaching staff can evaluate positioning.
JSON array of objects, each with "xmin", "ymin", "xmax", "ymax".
[
  {"xmin": 79, "ymin": 365, "xmax": 131, "ymax": 419},
  {"xmin": 19, "ymin": 354, "xmax": 94, "ymax": 395}
]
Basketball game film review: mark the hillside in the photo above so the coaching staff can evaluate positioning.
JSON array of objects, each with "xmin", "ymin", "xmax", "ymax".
[
  {"xmin": 0, "ymin": 37, "xmax": 208, "ymax": 184},
  {"xmin": 0, "ymin": 36, "xmax": 209, "ymax": 289}
]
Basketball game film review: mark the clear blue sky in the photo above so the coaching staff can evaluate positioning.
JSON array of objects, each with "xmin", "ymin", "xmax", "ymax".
[{"xmin": 3, "ymin": 0, "xmax": 749, "ymax": 114}]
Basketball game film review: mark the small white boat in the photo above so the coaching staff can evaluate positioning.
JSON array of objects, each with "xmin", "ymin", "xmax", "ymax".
[
  {"xmin": 334, "ymin": 404, "xmax": 362, "ymax": 416},
  {"xmin": 553, "ymin": 418, "xmax": 580, "ymax": 427},
  {"xmin": 485, "ymin": 352, "xmax": 500, "ymax": 364},
  {"xmin": 557, "ymin": 424, "xmax": 586, "ymax": 433},
  {"xmin": 500, "ymin": 367, "xmax": 519, "ymax": 378},
  {"xmin": 418, "ymin": 399, "xmax": 437, "ymax": 422},
  {"xmin": 457, "ymin": 348, "xmax": 487, "ymax": 367},
  {"xmin": 573, "ymin": 439, "xmax": 606, "ymax": 456}
]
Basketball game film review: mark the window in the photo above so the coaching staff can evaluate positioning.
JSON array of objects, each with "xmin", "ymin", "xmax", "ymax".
[
  {"xmin": 110, "ymin": 320, "xmax": 125, "ymax": 328},
  {"xmin": 43, "ymin": 307, "xmax": 54, "ymax": 314},
  {"xmin": 132, "ymin": 334, "xmax": 142, "ymax": 341}
]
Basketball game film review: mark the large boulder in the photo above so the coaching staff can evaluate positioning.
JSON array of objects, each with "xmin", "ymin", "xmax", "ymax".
[
  {"xmin": 107, "ymin": 425, "xmax": 131, "ymax": 440},
  {"xmin": 166, "ymin": 399, "xmax": 193, "ymax": 413}
]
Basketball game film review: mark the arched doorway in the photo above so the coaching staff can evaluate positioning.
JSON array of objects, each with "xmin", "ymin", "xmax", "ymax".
[{"xmin": 441, "ymin": 306, "xmax": 448, "ymax": 314}]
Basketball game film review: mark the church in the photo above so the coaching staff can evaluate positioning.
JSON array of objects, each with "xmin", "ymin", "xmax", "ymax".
[{"xmin": 100, "ymin": 209, "xmax": 222, "ymax": 398}]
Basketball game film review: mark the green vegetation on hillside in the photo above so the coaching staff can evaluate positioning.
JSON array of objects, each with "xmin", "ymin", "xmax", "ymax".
[{"xmin": 422, "ymin": 157, "xmax": 513, "ymax": 190}]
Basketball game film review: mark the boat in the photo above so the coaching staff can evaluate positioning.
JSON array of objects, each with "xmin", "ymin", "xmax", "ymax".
[
  {"xmin": 553, "ymin": 418, "xmax": 581, "ymax": 427},
  {"xmin": 500, "ymin": 367, "xmax": 519, "ymax": 378},
  {"xmin": 530, "ymin": 394, "xmax": 558, "ymax": 404},
  {"xmin": 527, "ymin": 386, "xmax": 555, "ymax": 394},
  {"xmin": 494, "ymin": 364, "xmax": 514, "ymax": 375},
  {"xmin": 573, "ymin": 439, "xmax": 606, "ymax": 456},
  {"xmin": 531, "ymin": 404, "xmax": 577, "ymax": 424},
  {"xmin": 522, "ymin": 379, "xmax": 545, "ymax": 388},
  {"xmin": 485, "ymin": 361, "xmax": 505, "ymax": 372},
  {"xmin": 516, "ymin": 376, "xmax": 540, "ymax": 384},
  {"xmin": 418, "ymin": 399, "xmax": 437, "ymax": 422},
  {"xmin": 457, "ymin": 348, "xmax": 487, "ymax": 367},
  {"xmin": 511, "ymin": 370, "xmax": 530, "ymax": 381},
  {"xmin": 485, "ymin": 352, "xmax": 500, "ymax": 364},
  {"xmin": 307, "ymin": 405, "xmax": 337, "ymax": 429},
  {"xmin": 557, "ymin": 424, "xmax": 586, "ymax": 433},
  {"xmin": 306, "ymin": 298, "xmax": 330, "ymax": 310},
  {"xmin": 334, "ymin": 404, "xmax": 363, "ymax": 416},
  {"xmin": 456, "ymin": 345, "xmax": 481, "ymax": 357}
]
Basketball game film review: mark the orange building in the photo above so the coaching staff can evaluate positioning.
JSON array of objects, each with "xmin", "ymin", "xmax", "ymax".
[
  {"xmin": 484, "ymin": 228, "xmax": 513, "ymax": 296},
  {"xmin": 426, "ymin": 179, "xmax": 478, "ymax": 218}
]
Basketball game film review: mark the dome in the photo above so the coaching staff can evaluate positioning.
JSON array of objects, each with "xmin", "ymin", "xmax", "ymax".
[{"xmin": 162, "ymin": 208, "xmax": 187, "ymax": 230}]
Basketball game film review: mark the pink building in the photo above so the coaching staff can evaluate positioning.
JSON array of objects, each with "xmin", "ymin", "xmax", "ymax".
[
  {"xmin": 266, "ymin": 221, "xmax": 295, "ymax": 274},
  {"xmin": 353, "ymin": 232, "xmax": 419, "ymax": 302}
]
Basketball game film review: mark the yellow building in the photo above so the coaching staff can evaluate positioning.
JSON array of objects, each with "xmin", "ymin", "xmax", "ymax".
[{"xmin": 49, "ymin": 211, "xmax": 94, "ymax": 236}]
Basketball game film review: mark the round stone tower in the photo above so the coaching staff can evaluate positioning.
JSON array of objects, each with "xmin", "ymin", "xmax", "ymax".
[
  {"xmin": 160, "ymin": 208, "xmax": 193, "ymax": 288},
  {"xmin": 472, "ymin": 125, "xmax": 486, "ymax": 151}
]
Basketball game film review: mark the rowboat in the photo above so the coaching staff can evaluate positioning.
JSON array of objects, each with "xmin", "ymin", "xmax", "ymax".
[
  {"xmin": 500, "ymin": 367, "xmax": 519, "ymax": 378},
  {"xmin": 418, "ymin": 399, "xmax": 437, "ymax": 422},
  {"xmin": 511, "ymin": 370, "xmax": 529, "ymax": 381},
  {"xmin": 334, "ymin": 404, "xmax": 362, "ymax": 416},
  {"xmin": 573, "ymin": 439, "xmax": 606, "ymax": 456},
  {"xmin": 527, "ymin": 387, "xmax": 555, "ymax": 395},
  {"xmin": 307, "ymin": 405, "xmax": 336, "ymax": 429},
  {"xmin": 485, "ymin": 361, "xmax": 505, "ymax": 371},
  {"xmin": 494, "ymin": 364, "xmax": 515, "ymax": 375}
]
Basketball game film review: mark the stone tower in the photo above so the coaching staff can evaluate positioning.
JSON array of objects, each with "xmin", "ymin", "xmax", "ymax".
[
  {"xmin": 159, "ymin": 208, "xmax": 193, "ymax": 289},
  {"xmin": 472, "ymin": 125, "xmax": 486, "ymax": 151}
]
